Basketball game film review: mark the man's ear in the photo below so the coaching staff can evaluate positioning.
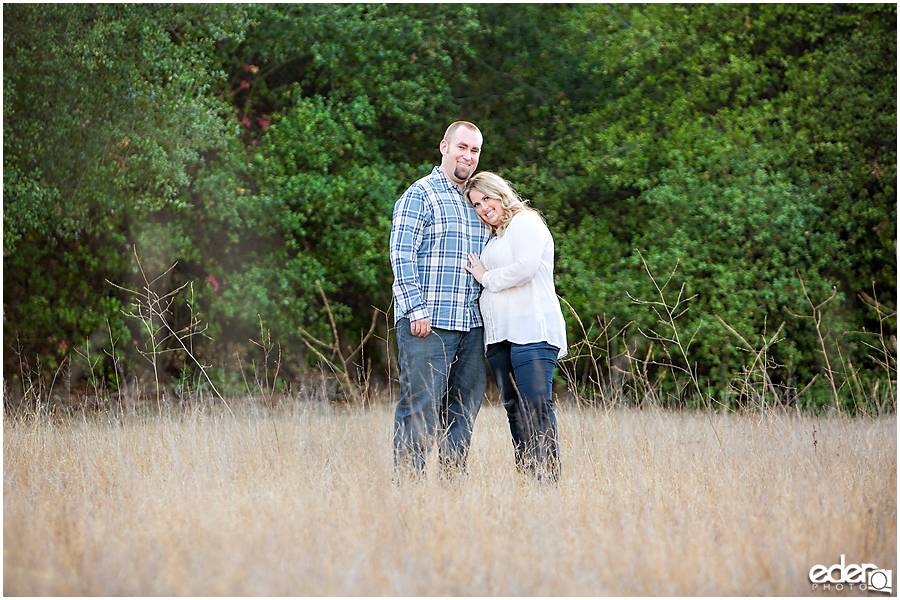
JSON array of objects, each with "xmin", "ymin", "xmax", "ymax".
[{"xmin": 439, "ymin": 139, "xmax": 448, "ymax": 155}]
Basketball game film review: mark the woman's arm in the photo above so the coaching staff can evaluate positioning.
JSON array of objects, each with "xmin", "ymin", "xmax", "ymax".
[{"xmin": 480, "ymin": 211, "xmax": 547, "ymax": 293}]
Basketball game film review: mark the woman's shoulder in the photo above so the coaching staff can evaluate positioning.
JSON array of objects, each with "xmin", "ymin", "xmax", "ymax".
[{"xmin": 508, "ymin": 208, "xmax": 548, "ymax": 234}]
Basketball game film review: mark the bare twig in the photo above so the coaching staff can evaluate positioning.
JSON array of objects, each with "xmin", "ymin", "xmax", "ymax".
[
  {"xmin": 716, "ymin": 316, "xmax": 786, "ymax": 411},
  {"xmin": 108, "ymin": 247, "xmax": 233, "ymax": 417},
  {"xmin": 249, "ymin": 314, "xmax": 283, "ymax": 405},
  {"xmin": 786, "ymin": 271, "xmax": 840, "ymax": 410},
  {"xmin": 854, "ymin": 286, "xmax": 897, "ymax": 403},
  {"xmin": 297, "ymin": 281, "xmax": 379, "ymax": 403},
  {"xmin": 627, "ymin": 252, "xmax": 723, "ymax": 453}
]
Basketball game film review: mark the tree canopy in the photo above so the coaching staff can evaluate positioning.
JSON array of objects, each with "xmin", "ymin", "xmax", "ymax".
[{"xmin": 4, "ymin": 3, "xmax": 895, "ymax": 409}]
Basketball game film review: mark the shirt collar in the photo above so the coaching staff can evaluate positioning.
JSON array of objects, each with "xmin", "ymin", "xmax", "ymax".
[{"xmin": 433, "ymin": 166, "xmax": 463, "ymax": 195}]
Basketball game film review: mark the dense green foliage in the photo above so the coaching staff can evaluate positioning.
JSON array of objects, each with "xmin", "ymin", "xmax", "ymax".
[
  {"xmin": 4, "ymin": 4, "xmax": 895, "ymax": 409},
  {"xmin": 4, "ymin": 4, "xmax": 246, "ymax": 377}
]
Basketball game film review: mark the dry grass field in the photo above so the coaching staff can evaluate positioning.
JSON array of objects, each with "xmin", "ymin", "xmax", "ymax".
[{"xmin": 4, "ymin": 399, "xmax": 896, "ymax": 596}]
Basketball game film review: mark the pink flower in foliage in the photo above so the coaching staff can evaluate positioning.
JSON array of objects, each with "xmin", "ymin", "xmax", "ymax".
[
  {"xmin": 241, "ymin": 117, "xmax": 252, "ymax": 128},
  {"xmin": 207, "ymin": 275, "xmax": 220, "ymax": 292},
  {"xmin": 258, "ymin": 117, "xmax": 271, "ymax": 129},
  {"xmin": 240, "ymin": 80, "xmax": 251, "ymax": 89},
  {"xmin": 59, "ymin": 341, "xmax": 68, "ymax": 351}
]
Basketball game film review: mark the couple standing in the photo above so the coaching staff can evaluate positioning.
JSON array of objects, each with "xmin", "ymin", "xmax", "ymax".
[{"xmin": 389, "ymin": 121, "xmax": 567, "ymax": 482}]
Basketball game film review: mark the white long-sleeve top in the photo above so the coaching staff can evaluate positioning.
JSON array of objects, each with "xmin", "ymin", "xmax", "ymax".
[{"xmin": 479, "ymin": 210, "xmax": 568, "ymax": 359}]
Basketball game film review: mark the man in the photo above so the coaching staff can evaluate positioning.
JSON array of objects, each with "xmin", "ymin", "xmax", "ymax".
[{"xmin": 389, "ymin": 121, "xmax": 491, "ymax": 476}]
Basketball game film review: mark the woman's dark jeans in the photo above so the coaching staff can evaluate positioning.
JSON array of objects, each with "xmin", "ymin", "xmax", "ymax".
[{"xmin": 486, "ymin": 340, "xmax": 560, "ymax": 481}]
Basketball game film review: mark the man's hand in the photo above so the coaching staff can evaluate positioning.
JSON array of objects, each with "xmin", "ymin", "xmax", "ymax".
[{"xmin": 410, "ymin": 317, "xmax": 432, "ymax": 337}]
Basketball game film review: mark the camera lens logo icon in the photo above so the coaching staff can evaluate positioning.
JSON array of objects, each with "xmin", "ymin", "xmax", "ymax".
[{"xmin": 868, "ymin": 569, "xmax": 892, "ymax": 594}]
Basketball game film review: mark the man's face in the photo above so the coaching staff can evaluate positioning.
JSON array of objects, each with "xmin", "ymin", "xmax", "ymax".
[{"xmin": 440, "ymin": 127, "xmax": 482, "ymax": 184}]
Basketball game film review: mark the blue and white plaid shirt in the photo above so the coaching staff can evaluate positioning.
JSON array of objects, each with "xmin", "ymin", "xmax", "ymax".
[{"xmin": 390, "ymin": 166, "xmax": 491, "ymax": 330}]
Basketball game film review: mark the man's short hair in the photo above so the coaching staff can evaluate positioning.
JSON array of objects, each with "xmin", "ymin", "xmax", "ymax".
[{"xmin": 443, "ymin": 121, "xmax": 481, "ymax": 144}]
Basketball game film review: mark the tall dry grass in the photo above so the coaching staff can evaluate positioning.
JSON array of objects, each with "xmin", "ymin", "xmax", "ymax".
[{"xmin": 4, "ymin": 399, "xmax": 896, "ymax": 596}]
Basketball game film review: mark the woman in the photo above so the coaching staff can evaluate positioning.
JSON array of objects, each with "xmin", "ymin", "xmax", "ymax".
[{"xmin": 463, "ymin": 172, "xmax": 567, "ymax": 481}]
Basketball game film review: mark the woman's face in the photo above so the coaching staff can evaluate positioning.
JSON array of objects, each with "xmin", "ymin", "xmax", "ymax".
[{"xmin": 468, "ymin": 189, "xmax": 504, "ymax": 227}]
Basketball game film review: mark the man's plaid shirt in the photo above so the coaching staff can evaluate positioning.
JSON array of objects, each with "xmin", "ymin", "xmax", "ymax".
[{"xmin": 390, "ymin": 166, "xmax": 491, "ymax": 331}]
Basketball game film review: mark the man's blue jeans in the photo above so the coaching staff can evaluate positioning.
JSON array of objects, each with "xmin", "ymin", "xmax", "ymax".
[
  {"xmin": 393, "ymin": 319, "xmax": 486, "ymax": 474},
  {"xmin": 486, "ymin": 340, "xmax": 560, "ymax": 481}
]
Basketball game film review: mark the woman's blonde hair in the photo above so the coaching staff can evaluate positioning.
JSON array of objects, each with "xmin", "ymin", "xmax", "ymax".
[{"xmin": 463, "ymin": 171, "xmax": 537, "ymax": 234}]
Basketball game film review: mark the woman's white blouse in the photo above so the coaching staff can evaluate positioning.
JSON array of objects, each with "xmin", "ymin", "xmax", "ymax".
[{"xmin": 479, "ymin": 210, "xmax": 568, "ymax": 359}]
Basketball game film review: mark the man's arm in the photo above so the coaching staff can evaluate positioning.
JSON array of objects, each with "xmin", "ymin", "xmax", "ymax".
[{"xmin": 390, "ymin": 186, "xmax": 431, "ymax": 335}]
